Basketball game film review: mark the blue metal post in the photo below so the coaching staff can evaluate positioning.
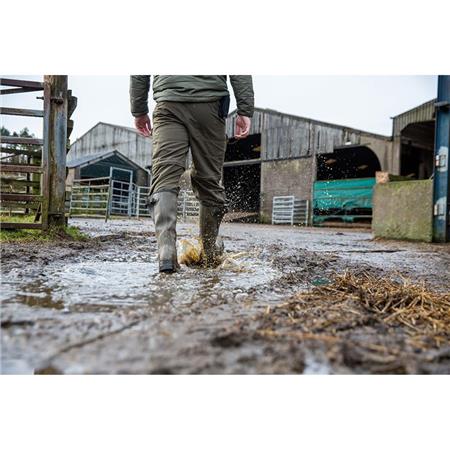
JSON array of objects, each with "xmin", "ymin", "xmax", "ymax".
[{"xmin": 432, "ymin": 75, "xmax": 450, "ymax": 243}]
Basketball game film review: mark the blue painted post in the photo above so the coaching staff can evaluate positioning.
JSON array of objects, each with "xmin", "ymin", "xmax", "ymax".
[{"xmin": 432, "ymin": 75, "xmax": 450, "ymax": 243}]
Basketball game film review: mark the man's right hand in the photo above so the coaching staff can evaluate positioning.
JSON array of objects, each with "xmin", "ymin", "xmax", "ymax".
[{"xmin": 134, "ymin": 114, "xmax": 152, "ymax": 137}]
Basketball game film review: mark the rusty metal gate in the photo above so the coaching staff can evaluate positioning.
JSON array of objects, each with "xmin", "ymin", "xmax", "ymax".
[{"xmin": 0, "ymin": 76, "xmax": 76, "ymax": 230}]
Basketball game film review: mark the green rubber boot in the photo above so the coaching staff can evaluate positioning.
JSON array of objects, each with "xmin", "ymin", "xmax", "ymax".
[
  {"xmin": 152, "ymin": 191, "xmax": 179, "ymax": 273},
  {"xmin": 199, "ymin": 204, "xmax": 226, "ymax": 268}
]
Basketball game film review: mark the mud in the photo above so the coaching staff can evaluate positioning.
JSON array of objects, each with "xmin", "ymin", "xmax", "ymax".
[{"xmin": 1, "ymin": 218, "xmax": 449, "ymax": 374}]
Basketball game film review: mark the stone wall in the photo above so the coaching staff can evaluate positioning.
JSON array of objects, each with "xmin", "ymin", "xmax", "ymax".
[
  {"xmin": 260, "ymin": 158, "xmax": 314, "ymax": 223},
  {"xmin": 372, "ymin": 180, "xmax": 433, "ymax": 242}
]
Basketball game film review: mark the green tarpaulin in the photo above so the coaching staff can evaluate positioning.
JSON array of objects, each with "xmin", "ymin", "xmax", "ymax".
[{"xmin": 313, "ymin": 178, "xmax": 376, "ymax": 222}]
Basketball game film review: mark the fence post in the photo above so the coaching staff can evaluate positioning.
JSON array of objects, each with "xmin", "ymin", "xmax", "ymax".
[
  {"xmin": 432, "ymin": 75, "xmax": 450, "ymax": 242},
  {"xmin": 42, "ymin": 75, "xmax": 68, "ymax": 229},
  {"xmin": 136, "ymin": 186, "xmax": 141, "ymax": 218}
]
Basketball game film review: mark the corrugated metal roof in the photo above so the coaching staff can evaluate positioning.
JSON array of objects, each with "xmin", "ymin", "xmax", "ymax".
[
  {"xmin": 392, "ymin": 99, "xmax": 436, "ymax": 136},
  {"xmin": 226, "ymin": 107, "xmax": 391, "ymax": 140},
  {"xmin": 67, "ymin": 149, "xmax": 145, "ymax": 170}
]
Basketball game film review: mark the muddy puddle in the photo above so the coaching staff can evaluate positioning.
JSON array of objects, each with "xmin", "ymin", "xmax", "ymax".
[{"xmin": 1, "ymin": 218, "xmax": 449, "ymax": 374}]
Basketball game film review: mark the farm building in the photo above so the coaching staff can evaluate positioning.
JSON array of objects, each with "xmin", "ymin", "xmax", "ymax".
[
  {"xmin": 68, "ymin": 122, "xmax": 152, "ymax": 171},
  {"xmin": 224, "ymin": 108, "xmax": 396, "ymax": 223},
  {"xmin": 67, "ymin": 100, "xmax": 436, "ymax": 224},
  {"xmin": 66, "ymin": 150, "xmax": 150, "ymax": 188},
  {"xmin": 391, "ymin": 99, "xmax": 436, "ymax": 180}
]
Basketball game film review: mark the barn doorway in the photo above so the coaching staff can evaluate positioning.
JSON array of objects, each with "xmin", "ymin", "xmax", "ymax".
[
  {"xmin": 316, "ymin": 145, "xmax": 382, "ymax": 181},
  {"xmin": 223, "ymin": 133, "xmax": 261, "ymax": 221},
  {"xmin": 314, "ymin": 145, "xmax": 382, "ymax": 225},
  {"xmin": 400, "ymin": 121, "xmax": 434, "ymax": 179}
]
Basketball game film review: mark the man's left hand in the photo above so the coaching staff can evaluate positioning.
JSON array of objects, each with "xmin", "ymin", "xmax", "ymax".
[{"xmin": 235, "ymin": 115, "xmax": 251, "ymax": 139}]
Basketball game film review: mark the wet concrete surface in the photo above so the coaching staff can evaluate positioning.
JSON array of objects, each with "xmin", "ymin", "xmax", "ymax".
[{"xmin": 1, "ymin": 218, "xmax": 449, "ymax": 374}]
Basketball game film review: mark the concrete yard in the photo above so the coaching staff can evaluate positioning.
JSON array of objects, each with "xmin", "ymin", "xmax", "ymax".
[{"xmin": 1, "ymin": 218, "xmax": 449, "ymax": 374}]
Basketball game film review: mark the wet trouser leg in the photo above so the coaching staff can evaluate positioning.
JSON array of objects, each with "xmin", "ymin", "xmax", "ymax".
[
  {"xmin": 185, "ymin": 102, "xmax": 227, "ymax": 266},
  {"xmin": 149, "ymin": 103, "xmax": 189, "ymax": 272},
  {"xmin": 150, "ymin": 103, "xmax": 190, "ymax": 196},
  {"xmin": 149, "ymin": 100, "xmax": 227, "ymax": 268}
]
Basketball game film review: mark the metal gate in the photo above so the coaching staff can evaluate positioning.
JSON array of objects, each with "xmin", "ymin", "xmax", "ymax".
[
  {"xmin": 177, "ymin": 189, "xmax": 200, "ymax": 221},
  {"xmin": 272, "ymin": 196, "xmax": 309, "ymax": 225},
  {"xmin": 108, "ymin": 167, "xmax": 133, "ymax": 216},
  {"xmin": 69, "ymin": 182, "xmax": 199, "ymax": 221},
  {"xmin": 69, "ymin": 177, "xmax": 151, "ymax": 220},
  {"xmin": 134, "ymin": 186, "xmax": 151, "ymax": 218},
  {"xmin": 69, "ymin": 177, "xmax": 110, "ymax": 218}
]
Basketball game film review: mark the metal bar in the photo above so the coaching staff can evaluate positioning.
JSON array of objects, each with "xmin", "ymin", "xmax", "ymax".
[
  {"xmin": 223, "ymin": 158, "xmax": 261, "ymax": 168},
  {"xmin": 0, "ymin": 164, "xmax": 43, "ymax": 173},
  {"xmin": 0, "ymin": 107, "xmax": 44, "ymax": 117},
  {"xmin": 0, "ymin": 78, "xmax": 44, "ymax": 89},
  {"xmin": 0, "ymin": 193, "xmax": 42, "ymax": 202},
  {"xmin": 432, "ymin": 75, "xmax": 450, "ymax": 242},
  {"xmin": 70, "ymin": 192, "xmax": 109, "ymax": 197},
  {"xmin": 136, "ymin": 187, "xmax": 141, "ymax": 218},
  {"xmin": 73, "ymin": 177, "xmax": 111, "ymax": 183},
  {"xmin": 106, "ymin": 177, "xmax": 112, "ymax": 222},
  {"xmin": 0, "ymin": 136, "xmax": 43, "ymax": 145},
  {"xmin": 69, "ymin": 207, "xmax": 108, "ymax": 211},
  {"xmin": 0, "ymin": 222, "xmax": 42, "ymax": 230}
]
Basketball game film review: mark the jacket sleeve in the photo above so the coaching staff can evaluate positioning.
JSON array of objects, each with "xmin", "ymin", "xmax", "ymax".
[
  {"xmin": 130, "ymin": 75, "xmax": 151, "ymax": 117},
  {"xmin": 229, "ymin": 75, "xmax": 255, "ymax": 117}
]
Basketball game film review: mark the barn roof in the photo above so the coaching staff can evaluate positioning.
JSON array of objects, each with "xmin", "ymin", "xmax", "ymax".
[
  {"xmin": 67, "ymin": 149, "xmax": 145, "ymax": 171},
  {"xmin": 227, "ymin": 107, "xmax": 391, "ymax": 140},
  {"xmin": 71, "ymin": 121, "xmax": 147, "ymax": 147}
]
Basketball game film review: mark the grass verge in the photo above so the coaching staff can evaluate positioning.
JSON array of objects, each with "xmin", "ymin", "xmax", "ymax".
[{"xmin": 0, "ymin": 215, "xmax": 88, "ymax": 243}]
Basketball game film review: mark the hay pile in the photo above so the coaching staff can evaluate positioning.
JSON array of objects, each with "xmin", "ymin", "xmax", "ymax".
[{"xmin": 259, "ymin": 270, "xmax": 450, "ymax": 347}]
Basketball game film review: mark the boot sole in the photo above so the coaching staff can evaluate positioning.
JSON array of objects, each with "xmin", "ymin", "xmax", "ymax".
[{"xmin": 159, "ymin": 260, "xmax": 177, "ymax": 273}]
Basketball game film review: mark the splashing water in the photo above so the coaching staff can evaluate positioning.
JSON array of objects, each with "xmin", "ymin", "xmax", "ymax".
[{"xmin": 177, "ymin": 238, "xmax": 249, "ymax": 272}]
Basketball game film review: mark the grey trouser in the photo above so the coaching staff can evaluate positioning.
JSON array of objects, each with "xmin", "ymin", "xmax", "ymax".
[{"xmin": 150, "ymin": 100, "xmax": 227, "ymax": 207}]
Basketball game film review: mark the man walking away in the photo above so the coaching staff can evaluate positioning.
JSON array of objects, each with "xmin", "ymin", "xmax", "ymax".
[{"xmin": 130, "ymin": 75, "xmax": 254, "ymax": 273}]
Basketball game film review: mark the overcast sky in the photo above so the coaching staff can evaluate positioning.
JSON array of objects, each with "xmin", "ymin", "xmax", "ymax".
[{"xmin": 1, "ymin": 76, "xmax": 437, "ymax": 140}]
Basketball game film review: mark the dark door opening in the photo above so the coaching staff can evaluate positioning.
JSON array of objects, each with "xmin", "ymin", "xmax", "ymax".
[
  {"xmin": 224, "ymin": 163, "xmax": 261, "ymax": 214},
  {"xmin": 223, "ymin": 133, "xmax": 261, "ymax": 221},
  {"xmin": 400, "ymin": 121, "xmax": 434, "ymax": 179},
  {"xmin": 225, "ymin": 133, "xmax": 261, "ymax": 162},
  {"xmin": 317, "ymin": 145, "xmax": 381, "ymax": 181}
]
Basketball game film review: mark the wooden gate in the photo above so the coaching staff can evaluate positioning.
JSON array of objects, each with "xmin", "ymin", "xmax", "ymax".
[{"xmin": 0, "ymin": 76, "xmax": 76, "ymax": 230}]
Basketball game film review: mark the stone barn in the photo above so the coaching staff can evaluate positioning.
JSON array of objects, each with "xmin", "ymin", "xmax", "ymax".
[{"xmin": 224, "ymin": 108, "xmax": 395, "ymax": 222}]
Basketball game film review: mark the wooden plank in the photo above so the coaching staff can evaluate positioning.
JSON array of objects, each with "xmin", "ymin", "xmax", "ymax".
[
  {"xmin": 0, "ymin": 221, "xmax": 42, "ymax": 230},
  {"xmin": 0, "ymin": 107, "xmax": 44, "ymax": 118},
  {"xmin": 1, "ymin": 193, "xmax": 43, "ymax": 202},
  {"xmin": 1, "ymin": 136, "xmax": 43, "ymax": 146},
  {"xmin": 0, "ymin": 202, "xmax": 40, "ymax": 209},
  {"xmin": 1, "ymin": 178, "xmax": 40, "ymax": 188},
  {"xmin": 0, "ymin": 147, "xmax": 42, "ymax": 158},
  {"xmin": 0, "ymin": 78, "xmax": 44, "ymax": 89},
  {"xmin": 0, "ymin": 87, "xmax": 43, "ymax": 95},
  {"xmin": 1, "ymin": 164, "xmax": 43, "ymax": 173}
]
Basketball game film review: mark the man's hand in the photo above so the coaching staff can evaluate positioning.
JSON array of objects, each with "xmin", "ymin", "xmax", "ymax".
[
  {"xmin": 134, "ymin": 114, "xmax": 152, "ymax": 137},
  {"xmin": 234, "ymin": 115, "xmax": 251, "ymax": 139}
]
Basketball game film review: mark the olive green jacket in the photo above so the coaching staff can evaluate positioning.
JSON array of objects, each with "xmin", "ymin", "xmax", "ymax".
[{"xmin": 130, "ymin": 75, "xmax": 254, "ymax": 118}]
